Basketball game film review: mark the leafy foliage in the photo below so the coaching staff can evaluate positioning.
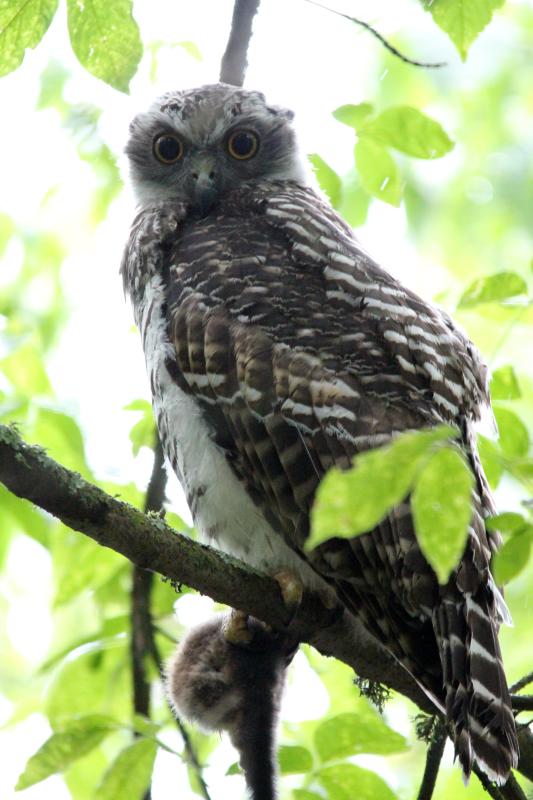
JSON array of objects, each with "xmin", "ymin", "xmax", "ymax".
[
  {"xmin": 66, "ymin": 0, "xmax": 142, "ymax": 92},
  {"xmin": 458, "ymin": 271, "xmax": 528, "ymax": 308},
  {"xmin": 1, "ymin": 1, "xmax": 532, "ymax": 799},
  {"xmin": 308, "ymin": 154, "xmax": 342, "ymax": 207},
  {"xmin": 96, "ymin": 739, "xmax": 158, "ymax": 799},
  {"xmin": 411, "ymin": 446, "xmax": 474, "ymax": 583},
  {"xmin": 421, "ymin": 0, "xmax": 505, "ymax": 60},
  {"xmin": 16, "ymin": 716, "xmax": 117, "ymax": 790},
  {"xmin": 0, "ymin": 0, "xmax": 59, "ymax": 77},
  {"xmin": 329, "ymin": 103, "xmax": 453, "ymax": 207},
  {"xmin": 314, "ymin": 711, "xmax": 407, "ymax": 760}
]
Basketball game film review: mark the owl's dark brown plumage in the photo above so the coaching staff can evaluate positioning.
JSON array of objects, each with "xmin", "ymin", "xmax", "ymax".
[{"xmin": 122, "ymin": 84, "xmax": 518, "ymax": 786}]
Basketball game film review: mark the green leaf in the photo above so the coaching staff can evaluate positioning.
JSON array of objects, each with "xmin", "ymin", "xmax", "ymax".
[
  {"xmin": 308, "ymin": 426, "xmax": 455, "ymax": 549},
  {"xmin": 458, "ymin": 271, "xmax": 528, "ymax": 307},
  {"xmin": 317, "ymin": 763, "xmax": 398, "ymax": 800},
  {"xmin": 333, "ymin": 103, "xmax": 373, "ymax": 129},
  {"xmin": 412, "ymin": 446, "xmax": 474, "ymax": 584},
  {"xmin": 96, "ymin": 739, "xmax": 157, "ymax": 799},
  {"xmin": 177, "ymin": 40, "xmax": 202, "ymax": 61},
  {"xmin": 477, "ymin": 434, "xmax": 503, "ymax": 489},
  {"xmin": 278, "ymin": 745, "xmax": 314, "ymax": 774},
  {"xmin": 39, "ymin": 616, "xmax": 130, "ymax": 674},
  {"xmin": 491, "ymin": 365, "xmax": 521, "ymax": 400},
  {"xmin": 64, "ymin": 746, "xmax": 108, "ymax": 800},
  {"xmin": 308, "ymin": 154, "xmax": 342, "ymax": 208},
  {"xmin": 0, "ymin": 483, "xmax": 50, "ymax": 547},
  {"xmin": 510, "ymin": 459, "xmax": 533, "ymax": 485},
  {"xmin": 226, "ymin": 761, "xmax": 242, "ymax": 776},
  {"xmin": 493, "ymin": 532, "xmax": 532, "ymax": 585},
  {"xmin": 15, "ymin": 715, "xmax": 116, "ymax": 790},
  {"xmin": 0, "ymin": 0, "xmax": 59, "ymax": 77},
  {"xmin": 33, "ymin": 408, "xmax": 92, "ymax": 478},
  {"xmin": 37, "ymin": 60, "xmax": 70, "ymax": 111},
  {"xmin": 494, "ymin": 406, "xmax": 530, "ymax": 459},
  {"xmin": 421, "ymin": 0, "xmax": 504, "ymax": 60},
  {"xmin": 486, "ymin": 512, "xmax": 531, "ymax": 537},
  {"xmin": 45, "ymin": 647, "xmax": 131, "ymax": 726},
  {"xmin": 66, "ymin": 0, "xmax": 142, "ymax": 92},
  {"xmin": 354, "ymin": 139, "xmax": 401, "ymax": 206},
  {"xmin": 0, "ymin": 212, "xmax": 15, "ymax": 257},
  {"xmin": 83, "ymin": 144, "xmax": 123, "ymax": 224},
  {"xmin": 360, "ymin": 106, "xmax": 454, "ymax": 159},
  {"xmin": 337, "ymin": 171, "xmax": 370, "ymax": 228},
  {"xmin": 125, "ymin": 400, "xmax": 156, "ymax": 456},
  {"xmin": 293, "ymin": 792, "xmax": 322, "ymax": 800},
  {"xmin": 314, "ymin": 712, "xmax": 407, "ymax": 762},
  {"xmin": 52, "ymin": 525, "xmax": 123, "ymax": 607},
  {"xmin": 1, "ymin": 342, "xmax": 52, "ymax": 395}
]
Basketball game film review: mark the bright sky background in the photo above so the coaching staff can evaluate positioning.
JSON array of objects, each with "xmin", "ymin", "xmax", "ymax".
[{"xmin": 0, "ymin": 1, "xmax": 526, "ymax": 798}]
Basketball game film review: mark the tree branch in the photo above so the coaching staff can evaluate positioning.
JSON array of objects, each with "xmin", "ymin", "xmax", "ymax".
[
  {"xmin": 1, "ymin": 422, "xmax": 531, "ymax": 785},
  {"xmin": 511, "ymin": 671, "xmax": 533, "ymax": 694},
  {"xmin": 130, "ymin": 438, "xmax": 168, "ymax": 800},
  {"xmin": 302, "ymin": 0, "xmax": 446, "ymax": 69},
  {"xmin": 512, "ymin": 695, "xmax": 533, "ymax": 713},
  {"xmin": 131, "ymin": 438, "xmax": 168, "ymax": 725},
  {"xmin": 417, "ymin": 721, "xmax": 447, "ymax": 800},
  {"xmin": 134, "ymin": 436, "xmax": 213, "ymax": 800},
  {"xmin": 219, "ymin": 0, "xmax": 261, "ymax": 86},
  {"xmin": 0, "ymin": 423, "xmax": 428, "ymax": 708}
]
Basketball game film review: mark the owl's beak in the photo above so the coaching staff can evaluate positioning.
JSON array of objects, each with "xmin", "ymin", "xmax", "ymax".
[{"xmin": 190, "ymin": 162, "xmax": 219, "ymax": 216}]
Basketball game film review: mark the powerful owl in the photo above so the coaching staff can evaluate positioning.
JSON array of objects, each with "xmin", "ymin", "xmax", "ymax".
[{"xmin": 121, "ymin": 83, "xmax": 518, "ymax": 785}]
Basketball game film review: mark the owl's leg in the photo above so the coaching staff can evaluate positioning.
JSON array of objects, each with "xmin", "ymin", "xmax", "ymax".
[
  {"xmin": 223, "ymin": 570, "xmax": 304, "ymax": 646},
  {"xmin": 272, "ymin": 569, "xmax": 303, "ymax": 626}
]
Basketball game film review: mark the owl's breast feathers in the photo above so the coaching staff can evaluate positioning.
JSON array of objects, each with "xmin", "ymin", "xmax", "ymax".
[{"xmin": 121, "ymin": 180, "xmax": 518, "ymax": 783}]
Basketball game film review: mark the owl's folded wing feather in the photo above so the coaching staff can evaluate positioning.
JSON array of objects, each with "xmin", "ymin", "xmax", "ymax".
[{"xmin": 161, "ymin": 182, "xmax": 517, "ymax": 782}]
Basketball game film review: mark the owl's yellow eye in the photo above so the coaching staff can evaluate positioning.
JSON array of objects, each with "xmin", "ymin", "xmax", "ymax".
[
  {"xmin": 227, "ymin": 130, "xmax": 259, "ymax": 160},
  {"xmin": 154, "ymin": 135, "xmax": 184, "ymax": 164}
]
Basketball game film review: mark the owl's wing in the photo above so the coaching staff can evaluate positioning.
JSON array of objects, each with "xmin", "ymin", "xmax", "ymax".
[{"xmin": 164, "ymin": 183, "xmax": 517, "ymax": 781}]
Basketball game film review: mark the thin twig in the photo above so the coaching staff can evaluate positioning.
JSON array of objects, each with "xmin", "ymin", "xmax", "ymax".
[
  {"xmin": 511, "ymin": 671, "xmax": 533, "ymax": 694},
  {"xmin": 154, "ymin": 624, "xmax": 179, "ymax": 644},
  {"xmin": 131, "ymin": 437, "xmax": 212, "ymax": 800},
  {"xmin": 131, "ymin": 566, "xmax": 154, "ymax": 800},
  {"xmin": 130, "ymin": 437, "xmax": 167, "ymax": 800},
  {"xmin": 474, "ymin": 767, "xmax": 528, "ymax": 800},
  {"xmin": 130, "ymin": 437, "xmax": 167, "ymax": 722},
  {"xmin": 473, "ymin": 765, "xmax": 506, "ymax": 800},
  {"xmin": 151, "ymin": 634, "xmax": 213, "ymax": 800},
  {"xmin": 511, "ymin": 695, "xmax": 533, "ymax": 713},
  {"xmin": 500, "ymin": 773, "xmax": 528, "ymax": 800},
  {"xmin": 302, "ymin": 0, "xmax": 446, "ymax": 68},
  {"xmin": 219, "ymin": 0, "xmax": 261, "ymax": 86},
  {"xmin": 417, "ymin": 721, "xmax": 447, "ymax": 800}
]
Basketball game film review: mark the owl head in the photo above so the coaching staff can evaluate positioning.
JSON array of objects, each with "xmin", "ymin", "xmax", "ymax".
[{"xmin": 126, "ymin": 83, "xmax": 307, "ymax": 213}]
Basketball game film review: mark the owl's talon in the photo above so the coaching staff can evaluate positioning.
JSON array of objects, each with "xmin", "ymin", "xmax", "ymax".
[
  {"xmin": 223, "ymin": 609, "xmax": 254, "ymax": 645},
  {"xmin": 273, "ymin": 570, "xmax": 303, "ymax": 626}
]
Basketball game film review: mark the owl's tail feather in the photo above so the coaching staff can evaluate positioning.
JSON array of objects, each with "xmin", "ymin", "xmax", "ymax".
[{"xmin": 434, "ymin": 588, "xmax": 518, "ymax": 786}]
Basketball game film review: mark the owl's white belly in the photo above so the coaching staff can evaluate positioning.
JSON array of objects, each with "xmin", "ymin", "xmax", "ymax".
[{"xmin": 138, "ymin": 275, "xmax": 327, "ymax": 591}]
